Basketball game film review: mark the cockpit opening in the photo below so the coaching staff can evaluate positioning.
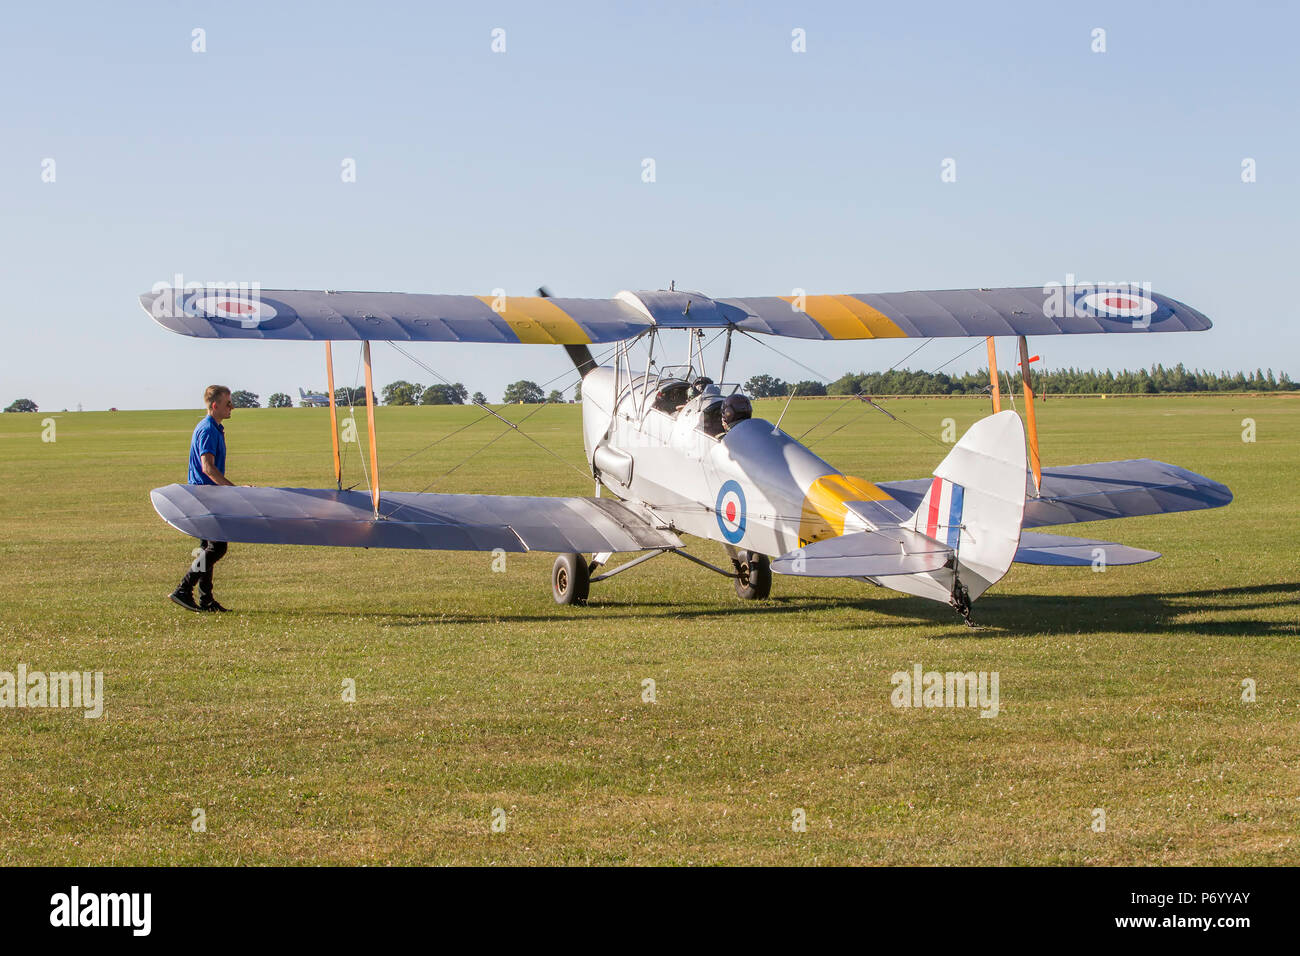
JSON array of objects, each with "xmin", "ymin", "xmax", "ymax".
[{"xmin": 652, "ymin": 380, "xmax": 690, "ymax": 414}]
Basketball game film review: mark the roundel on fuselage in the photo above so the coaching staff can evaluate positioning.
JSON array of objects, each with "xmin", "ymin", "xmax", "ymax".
[{"xmin": 715, "ymin": 480, "xmax": 747, "ymax": 543}]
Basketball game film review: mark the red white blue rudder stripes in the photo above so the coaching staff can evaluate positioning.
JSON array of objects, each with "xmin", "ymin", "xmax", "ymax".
[{"xmin": 918, "ymin": 477, "xmax": 966, "ymax": 550}]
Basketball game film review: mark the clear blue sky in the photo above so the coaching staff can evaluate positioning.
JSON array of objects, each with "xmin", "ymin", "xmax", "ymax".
[{"xmin": 1, "ymin": 0, "xmax": 1295, "ymax": 410}]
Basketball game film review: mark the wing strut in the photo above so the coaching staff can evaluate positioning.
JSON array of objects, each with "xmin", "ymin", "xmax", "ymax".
[
  {"xmin": 986, "ymin": 336, "xmax": 1002, "ymax": 413},
  {"xmin": 1018, "ymin": 335, "xmax": 1042, "ymax": 493},
  {"xmin": 325, "ymin": 341, "xmax": 342, "ymax": 490},
  {"xmin": 362, "ymin": 341, "xmax": 381, "ymax": 516}
]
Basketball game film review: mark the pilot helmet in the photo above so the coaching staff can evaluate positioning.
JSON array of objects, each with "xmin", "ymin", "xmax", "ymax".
[{"xmin": 721, "ymin": 393, "xmax": 752, "ymax": 426}]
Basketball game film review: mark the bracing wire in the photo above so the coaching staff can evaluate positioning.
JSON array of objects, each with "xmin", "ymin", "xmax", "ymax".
[
  {"xmin": 373, "ymin": 339, "xmax": 628, "ymax": 478},
  {"xmin": 379, "ymin": 400, "xmax": 569, "ymax": 522},
  {"xmin": 736, "ymin": 329, "xmax": 948, "ymax": 450},
  {"xmin": 796, "ymin": 336, "xmax": 932, "ymax": 441}
]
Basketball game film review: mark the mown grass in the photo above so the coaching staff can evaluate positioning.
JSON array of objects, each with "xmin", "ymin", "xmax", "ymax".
[{"xmin": 0, "ymin": 394, "xmax": 1295, "ymax": 864}]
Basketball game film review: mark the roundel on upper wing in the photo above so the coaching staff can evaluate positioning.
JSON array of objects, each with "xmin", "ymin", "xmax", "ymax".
[
  {"xmin": 184, "ymin": 292, "xmax": 291, "ymax": 330},
  {"xmin": 1077, "ymin": 289, "xmax": 1159, "ymax": 319},
  {"xmin": 715, "ymin": 479, "xmax": 747, "ymax": 544}
]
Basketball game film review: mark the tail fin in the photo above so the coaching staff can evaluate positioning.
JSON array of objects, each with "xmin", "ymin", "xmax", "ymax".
[{"xmin": 876, "ymin": 410, "xmax": 1027, "ymax": 608}]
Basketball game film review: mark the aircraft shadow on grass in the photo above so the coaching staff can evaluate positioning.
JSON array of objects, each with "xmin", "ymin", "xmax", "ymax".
[
  {"xmin": 285, "ymin": 581, "xmax": 1298, "ymax": 639},
  {"xmin": 875, "ymin": 581, "xmax": 1300, "ymax": 639}
]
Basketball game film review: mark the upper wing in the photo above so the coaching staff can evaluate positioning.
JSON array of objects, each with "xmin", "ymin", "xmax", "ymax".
[
  {"xmin": 724, "ymin": 287, "xmax": 1211, "ymax": 339},
  {"xmin": 151, "ymin": 484, "xmax": 681, "ymax": 553},
  {"xmin": 141, "ymin": 288, "xmax": 651, "ymax": 344},
  {"xmin": 877, "ymin": 459, "xmax": 1232, "ymax": 529},
  {"xmin": 141, "ymin": 285, "xmax": 1209, "ymax": 343}
]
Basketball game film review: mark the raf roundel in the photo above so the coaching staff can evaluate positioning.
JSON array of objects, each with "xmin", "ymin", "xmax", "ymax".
[
  {"xmin": 1077, "ymin": 289, "xmax": 1159, "ymax": 319},
  {"xmin": 184, "ymin": 293, "xmax": 282, "ymax": 330},
  {"xmin": 715, "ymin": 480, "xmax": 747, "ymax": 544}
]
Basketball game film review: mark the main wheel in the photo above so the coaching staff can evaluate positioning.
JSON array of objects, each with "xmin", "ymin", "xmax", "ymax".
[
  {"xmin": 552, "ymin": 553, "xmax": 590, "ymax": 606},
  {"xmin": 733, "ymin": 551, "xmax": 771, "ymax": 600}
]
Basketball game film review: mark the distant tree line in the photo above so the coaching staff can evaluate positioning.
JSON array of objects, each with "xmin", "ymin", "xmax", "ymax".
[
  {"xmin": 369, "ymin": 380, "xmax": 578, "ymax": 405},
  {"xmin": 378, "ymin": 381, "xmax": 470, "ymax": 406},
  {"xmin": 501, "ymin": 381, "xmax": 573, "ymax": 404},
  {"xmin": 744, "ymin": 364, "xmax": 1297, "ymax": 397},
  {"xmin": 10, "ymin": 363, "xmax": 1287, "ymax": 416}
]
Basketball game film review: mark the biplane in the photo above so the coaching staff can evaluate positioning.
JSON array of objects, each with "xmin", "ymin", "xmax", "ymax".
[{"xmin": 142, "ymin": 283, "xmax": 1231, "ymax": 623}]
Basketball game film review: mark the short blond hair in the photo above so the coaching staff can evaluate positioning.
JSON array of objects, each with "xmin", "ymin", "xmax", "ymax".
[{"xmin": 204, "ymin": 385, "xmax": 231, "ymax": 408}]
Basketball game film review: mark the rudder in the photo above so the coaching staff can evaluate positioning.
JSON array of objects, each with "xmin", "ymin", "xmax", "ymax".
[{"xmin": 877, "ymin": 410, "xmax": 1027, "ymax": 610}]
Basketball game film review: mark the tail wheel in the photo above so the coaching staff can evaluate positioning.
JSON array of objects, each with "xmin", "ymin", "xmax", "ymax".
[
  {"xmin": 733, "ymin": 551, "xmax": 771, "ymax": 600},
  {"xmin": 552, "ymin": 553, "xmax": 590, "ymax": 606}
]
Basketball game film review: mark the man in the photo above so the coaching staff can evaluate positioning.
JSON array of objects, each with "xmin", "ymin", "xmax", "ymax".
[
  {"xmin": 721, "ymin": 393, "xmax": 752, "ymax": 431},
  {"xmin": 168, "ymin": 385, "xmax": 245, "ymax": 612}
]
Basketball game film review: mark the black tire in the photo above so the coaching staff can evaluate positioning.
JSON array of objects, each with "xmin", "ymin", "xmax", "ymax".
[
  {"xmin": 733, "ymin": 551, "xmax": 771, "ymax": 600},
  {"xmin": 552, "ymin": 553, "xmax": 590, "ymax": 606}
]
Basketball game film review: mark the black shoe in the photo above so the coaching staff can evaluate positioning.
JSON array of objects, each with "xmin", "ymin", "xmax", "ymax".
[
  {"xmin": 199, "ymin": 598, "xmax": 229, "ymax": 612},
  {"xmin": 169, "ymin": 590, "xmax": 201, "ymax": 612}
]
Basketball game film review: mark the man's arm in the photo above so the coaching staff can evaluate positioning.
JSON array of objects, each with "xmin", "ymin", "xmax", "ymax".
[{"xmin": 200, "ymin": 453, "xmax": 235, "ymax": 486}]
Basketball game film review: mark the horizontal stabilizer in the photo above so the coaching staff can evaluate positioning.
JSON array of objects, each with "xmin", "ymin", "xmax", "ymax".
[
  {"xmin": 772, "ymin": 526, "xmax": 952, "ymax": 578},
  {"xmin": 1014, "ymin": 531, "xmax": 1160, "ymax": 566},
  {"xmin": 878, "ymin": 459, "xmax": 1231, "ymax": 529},
  {"xmin": 151, "ymin": 484, "xmax": 680, "ymax": 554}
]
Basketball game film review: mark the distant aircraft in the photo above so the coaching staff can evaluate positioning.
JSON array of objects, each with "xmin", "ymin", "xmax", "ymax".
[
  {"xmin": 144, "ymin": 283, "xmax": 1231, "ymax": 623},
  {"xmin": 298, "ymin": 388, "xmax": 330, "ymax": 407}
]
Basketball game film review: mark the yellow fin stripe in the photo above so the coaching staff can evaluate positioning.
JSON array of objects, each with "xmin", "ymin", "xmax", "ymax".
[{"xmin": 798, "ymin": 473, "xmax": 894, "ymax": 544}]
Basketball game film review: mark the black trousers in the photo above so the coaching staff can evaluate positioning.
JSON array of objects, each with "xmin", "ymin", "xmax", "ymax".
[{"xmin": 178, "ymin": 540, "xmax": 228, "ymax": 601}]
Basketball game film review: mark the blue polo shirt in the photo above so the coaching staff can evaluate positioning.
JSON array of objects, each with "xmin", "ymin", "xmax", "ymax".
[{"xmin": 187, "ymin": 415, "xmax": 226, "ymax": 485}]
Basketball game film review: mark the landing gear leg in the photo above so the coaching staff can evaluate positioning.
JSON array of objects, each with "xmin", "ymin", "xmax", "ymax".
[
  {"xmin": 552, "ymin": 553, "xmax": 590, "ymax": 606},
  {"xmin": 732, "ymin": 551, "xmax": 772, "ymax": 600}
]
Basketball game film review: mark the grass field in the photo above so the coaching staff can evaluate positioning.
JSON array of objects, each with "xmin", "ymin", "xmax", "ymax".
[{"xmin": 0, "ymin": 394, "xmax": 1296, "ymax": 865}]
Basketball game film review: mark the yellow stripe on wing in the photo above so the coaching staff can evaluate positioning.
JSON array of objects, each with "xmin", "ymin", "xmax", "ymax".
[
  {"xmin": 475, "ymin": 296, "xmax": 592, "ymax": 344},
  {"xmin": 780, "ymin": 294, "xmax": 907, "ymax": 339}
]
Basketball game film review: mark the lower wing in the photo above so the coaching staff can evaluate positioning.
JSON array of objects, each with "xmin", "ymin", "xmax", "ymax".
[{"xmin": 151, "ymin": 484, "xmax": 680, "ymax": 554}]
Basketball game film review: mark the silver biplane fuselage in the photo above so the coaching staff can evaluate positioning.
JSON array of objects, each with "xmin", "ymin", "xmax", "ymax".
[{"xmin": 580, "ymin": 363, "xmax": 907, "ymax": 565}]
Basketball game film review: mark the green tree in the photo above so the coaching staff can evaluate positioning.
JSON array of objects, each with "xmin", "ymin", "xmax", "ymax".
[
  {"xmin": 267, "ymin": 392, "xmax": 293, "ymax": 408},
  {"xmin": 827, "ymin": 373, "xmax": 860, "ymax": 396},
  {"xmin": 792, "ymin": 380, "xmax": 827, "ymax": 396},
  {"xmin": 744, "ymin": 374, "xmax": 787, "ymax": 398},
  {"xmin": 502, "ymin": 380, "xmax": 544, "ymax": 404},
  {"xmin": 421, "ymin": 385, "xmax": 450, "ymax": 405},
  {"xmin": 573, "ymin": 381, "xmax": 582, "ymax": 402},
  {"xmin": 4, "ymin": 398, "xmax": 37, "ymax": 413},
  {"xmin": 546, "ymin": 389, "xmax": 565, "ymax": 403},
  {"xmin": 334, "ymin": 386, "xmax": 367, "ymax": 405},
  {"xmin": 231, "ymin": 390, "xmax": 260, "ymax": 408},
  {"xmin": 382, "ymin": 380, "xmax": 423, "ymax": 406},
  {"xmin": 420, "ymin": 383, "xmax": 468, "ymax": 405},
  {"xmin": 472, "ymin": 391, "xmax": 487, "ymax": 406}
]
